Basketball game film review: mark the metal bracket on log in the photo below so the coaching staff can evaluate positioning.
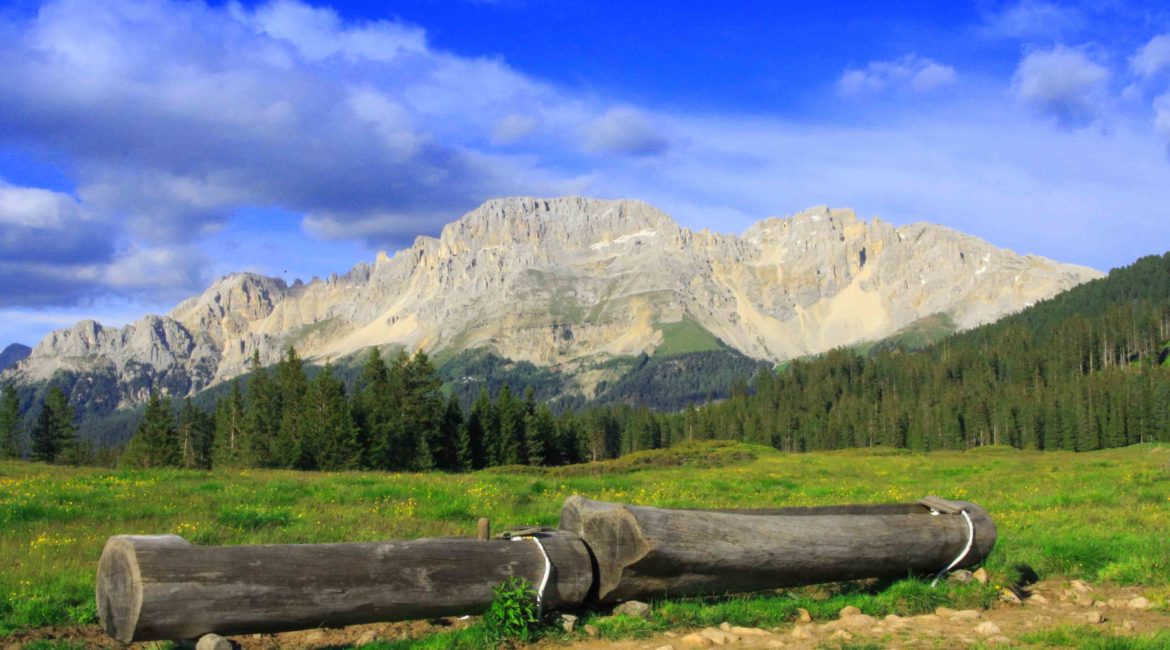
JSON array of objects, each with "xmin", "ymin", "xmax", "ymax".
[{"xmin": 96, "ymin": 495, "xmax": 996, "ymax": 642}]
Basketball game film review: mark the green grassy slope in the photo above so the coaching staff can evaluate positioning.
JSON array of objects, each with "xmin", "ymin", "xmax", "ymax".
[{"xmin": 2, "ymin": 441, "xmax": 1168, "ymax": 636}]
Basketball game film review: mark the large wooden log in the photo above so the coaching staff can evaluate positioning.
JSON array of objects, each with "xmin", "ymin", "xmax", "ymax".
[
  {"xmin": 558, "ymin": 496, "xmax": 996, "ymax": 602},
  {"xmin": 96, "ymin": 532, "xmax": 593, "ymax": 642}
]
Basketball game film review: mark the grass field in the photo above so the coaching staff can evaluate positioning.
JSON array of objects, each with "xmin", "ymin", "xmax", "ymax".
[
  {"xmin": 1, "ymin": 441, "xmax": 1168, "ymax": 645},
  {"xmin": 652, "ymin": 319, "xmax": 725, "ymax": 356}
]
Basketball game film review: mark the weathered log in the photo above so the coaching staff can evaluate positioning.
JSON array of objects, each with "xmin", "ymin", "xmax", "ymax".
[
  {"xmin": 558, "ymin": 496, "xmax": 996, "ymax": 602},
  {"xmin": 96, "ymin": 531, "xmax": 593, "ymax": 642}
]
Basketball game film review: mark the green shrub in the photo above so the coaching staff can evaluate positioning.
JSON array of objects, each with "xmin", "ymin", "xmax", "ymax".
[{"xmin": 482, "ymin": 577, "xmax": 541, "ymax": 644}]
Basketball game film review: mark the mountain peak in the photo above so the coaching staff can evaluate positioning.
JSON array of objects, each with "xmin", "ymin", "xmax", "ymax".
[{"xmin": 2, "ymin": 196, "xmax": 1103, "ymax": 409}]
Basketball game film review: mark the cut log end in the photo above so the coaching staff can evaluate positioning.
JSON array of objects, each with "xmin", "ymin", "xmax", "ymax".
[{"xmin": 97, "ymin": 535, "xmax": 188, "ymax": 643}]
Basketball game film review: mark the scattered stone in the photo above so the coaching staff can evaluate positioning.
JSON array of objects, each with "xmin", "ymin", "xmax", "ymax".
[
  {"xmin": 1085, "ymin": 611, "xmax": 1107, "ymax": 624},
  {"xmin": 915, "ymin": 614, "xmax": 942, "ymax": 622},
  {"xmin": 952, "ymin": 609, "xmax": 982, "ymax": 620},
  {"xmin": 1071, "ymin": 580, "xmax": 1093, "ymax": 593},
  {"xmin": 560, "ymin": 613, "xmax": 578, "ymax": 633},
  {"xmin": 1028, "ymin": 593, "xmax": 1050, "ymax": 605},
  {"xmin": 1075, "ymin": 594, "xmax": 1094, "ymax": 607},
  {"xmin": 1094, "ymin": 600, "xmax": 1110, "ymax": 609},
  {"xmin": 1108, "ymin": 598, "xmax": 1129, "ymax": 609},
  {"xmin": 653, "ymin": 645, "xmax": 675, "ymax": 650},
  {"xmin": 1122, "ymin": 620, "xmax": 1138, "ymax": 631},
  {"xmin": 583, "ymin": 624, "xmax": 600, "ymax": 638},
  {"xmin": 838, "ymin": 605, "xmax": 861, "ymax": 618},
  {"xmin": 765, "ymin": 641, "xmax": 785, "ymax": 649},
  {"xmin": 356, "ymin": 630, "xmax": 378, "ymax": 647},
  {"xmin": 842, "ymin": 613, "xmax": 877, "ymax": 628},
  {"xmin": 975, "ymin": 621, "xmax": 1002, "ymax": 637},
  {"xmin": 700, "ymin": 628, "xmax": 733, "ymax": 645},
  {"xmin": 796, "ymin": 608, "xmax": 812, "ymax": 623},
  {"xmin": 1001, "ymin": 588, "xmax": 1024, "ymax": 605},
  {"xmin": 829, "ymin": 630, "xmax": 853, "ymax": 641},
  {"xmin": 718, "ymin": 622, "xmax": 732, "ymax": 632},
  {"xmin": 730, "ymin": 625, "xmax": 769, "ymax": 636},
  {"xmin": 790, "ymin": 625, "xmax": 815, "ymax": 640},
  {"xmin": 947, "ymin": 569, "xmax": 974, "ymax": 584},
  {"xmin": 973, "ymin": 567, "xmax": 991, "ymax": 584},
  {"xmin": 615, "ymin": 600, "xmax": 653, "ymax": 620},
  {"xmin": 665, "ymin": 631, "xmax": 678, "ymax": 638},
  {"xmin": 195, "ymin": 635, "xmax": 232, "ymax": 650},
  {"xmin": 1128, "ymin": 597, "xmax": 1150, "ymax": 610},
  {"xmin": 935, "ymin": 606, "xmax": 958, "ymax": 618},
  {"xmin": 883, "ymin": 614, "xmax": 906, "ymax": 629},
  {"xmin": 681, "ymin": 632, "xmax": 713, "ymax": 647}
]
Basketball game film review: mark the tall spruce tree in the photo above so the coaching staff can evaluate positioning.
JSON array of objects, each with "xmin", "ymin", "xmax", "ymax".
[
  {"xmin": 401, "ymin": 351, "xmax": 443, "ymax": 470},
  {"xmin": 30, "ymin": 385, "xmax": 75, "ymax": 463},
  {"xmin": 302, "ymin": 364, "xmax": 361, "ymax": 471},
  {"xmin": 436, "ymin": 394, "xmax": 463, "ymax": 471},
  {"xmin": 0, "ymin": 385, "xmax": 21, "ymax": 458},
  {"xmin": 275, "ymin": 347, "xmax": 309, "ymax": 469},
  {"xmin": 461, "ymin": 387, "xmax": 491, "ymax": 470},
  {"xmin": 122, "ymin": 391, "xmax": 180, "ymax": 468},
  {"xmin": 213, "ymin": 380, "xmax": 249, "ymax": 468},
  {"xmin": 244, "ymin": 351, "xmax": 282, "ymax": 467},
  {"xmin": 177, "ymin": 398, "xmax": 214, "ymax": 469}
]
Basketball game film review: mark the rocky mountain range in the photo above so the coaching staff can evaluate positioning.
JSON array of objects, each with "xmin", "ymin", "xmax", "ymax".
[{"xmin": 1, "ymin": 197, "xmax": 1101, "ymax": 410}]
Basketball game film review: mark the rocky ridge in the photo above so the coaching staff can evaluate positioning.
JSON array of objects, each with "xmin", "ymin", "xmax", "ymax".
[{"xmin": 0, "ymin": 197, "xmax": 1101, "ymax": 408}]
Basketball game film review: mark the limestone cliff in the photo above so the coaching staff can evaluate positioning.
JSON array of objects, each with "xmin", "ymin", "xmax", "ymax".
[{"xmin": 1, "ymin": 197, "xmax": 1101, "ymax": 408}]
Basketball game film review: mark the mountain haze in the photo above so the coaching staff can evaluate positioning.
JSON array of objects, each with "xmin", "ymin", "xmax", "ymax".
[{"xmin": 1, "ymin": 197, "xmax": 1101, "ymax": 409}]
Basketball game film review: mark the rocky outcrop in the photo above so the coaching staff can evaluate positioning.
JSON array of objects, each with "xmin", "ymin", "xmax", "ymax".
[{"xmin": 0, "ymin": 197, "xmax": 1102, "ymax": 408}]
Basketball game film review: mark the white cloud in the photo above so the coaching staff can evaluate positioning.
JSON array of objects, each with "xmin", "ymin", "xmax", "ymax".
[
  {"xmin": 1012, "ymin": 45, "xmax": 1110, "ymax": 126},
  {"xmin": 492, "ymin": 113, "xmax": 539, "ymax": 144},
  {"xmin": 102, "ymin": 245, "xmax": 208, "ymax": 294},
  {"xmin": 838, "ymin": 55, "xmax": 957, "ymax": 96},
  {"xmin": 0, "ymin": 182, "xmax": 83, "ymax": 228},
  {"xmin": 1155, "ymin": 94, "xmax": 1170, "ymax": 145},
  {"xmin": 1131, "ymin": 34, "xmax": 1170, "ymax": 79},
  {"xmin": 243, "ymin": 0, "xmax": 428, "ymax": 63},
  {"xmin": 584, "ymin": 107, "xmax": 669, "ymax": 157},
  {"xmin": 983, "ymin": 1, "xmax": 1084, "ymax": 40}
]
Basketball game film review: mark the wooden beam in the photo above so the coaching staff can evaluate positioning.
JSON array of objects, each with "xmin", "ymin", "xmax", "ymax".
[
  {"xmin": 558, "ymin": 496, "xmax": 996, "ymax": 602},
  {"xmin": 96, "ymin": 532, "xmax": 593, "ymax": 643}
]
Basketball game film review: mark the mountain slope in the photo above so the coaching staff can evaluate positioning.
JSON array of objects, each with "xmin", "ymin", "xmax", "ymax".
[{"xmin": 1, "ymin": 197, "xmax": 1100, "ymax": 411}]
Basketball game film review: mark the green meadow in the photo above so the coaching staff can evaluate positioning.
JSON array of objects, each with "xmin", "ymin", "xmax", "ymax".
[{"xmin": 1, "ymin": 441, "xmax": 1168, "ymax": 643}]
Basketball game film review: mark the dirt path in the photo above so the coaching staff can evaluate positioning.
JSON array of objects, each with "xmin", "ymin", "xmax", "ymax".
[{"xmin": 3, "ymin": 580, "xmax": 1166, "ymax": 649}]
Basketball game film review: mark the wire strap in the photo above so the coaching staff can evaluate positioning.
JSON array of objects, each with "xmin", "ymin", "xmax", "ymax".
[
  {"xmin": 511, "ymin": 535, "xmax": 553, "ymax": 616},
  {"xmin": 931, "ymin": 508, "xmax": 975, "ymax": 587}
]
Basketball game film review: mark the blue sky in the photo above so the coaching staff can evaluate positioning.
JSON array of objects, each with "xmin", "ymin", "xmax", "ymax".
[{"xmin": 1, "ymin": 0, "xmax": 1169, "ymax": 347}]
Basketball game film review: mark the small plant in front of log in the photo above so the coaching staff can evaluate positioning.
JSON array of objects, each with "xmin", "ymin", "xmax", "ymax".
[{"xmin": 482, "ymin": 576, "xmax": 541, "ymax": 645}]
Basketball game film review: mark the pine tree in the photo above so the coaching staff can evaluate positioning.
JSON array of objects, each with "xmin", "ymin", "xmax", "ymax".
[
  {"xmin": 177, "ymin": 398, "xmax": 214, "ymax": 469},
  {"xmin": 31, "ymin": 385, "xmax": 75, "ymax": 463},
  {"xmin": 275, "ymin": 347, "xmax": 310, "ymax": 468},
  {"xmin": 401, "ymin": 351, "xmax": 443, "ymax": 470},
  {"xmin": 122, "ymin": 391, "xmax": 179, "ymax": 468},
  {"xmin": 436, "ymin": 395, "xmax": 463, "ymax": 471},
  {"xmin": 461, "ymin": 387, "xmax": 490, "ymax": 470},
  {"xmin": 213, "ymin": 380, "xmax": 249, "ymax": 468},
  {"xmin": 356, "ymin": 347, "xmax": 401, "ymax": 470},
  {"xmin": 302, "ymin": 364, "xmax": 361, "ymax": 471},
  {"xmin": 495, "ymin": 384, "xmax": 523, "ymax": 465},
  {"xmin": 525, "ymin": 404, "xmax": 555, "ymax": 466},
  {"xmin": 244, "ymin": 352, "xmax": 282, "ymax": 467},
  {"xmin": 0, "ymin": 385, "xmax": 21, "ymax": 458}
]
